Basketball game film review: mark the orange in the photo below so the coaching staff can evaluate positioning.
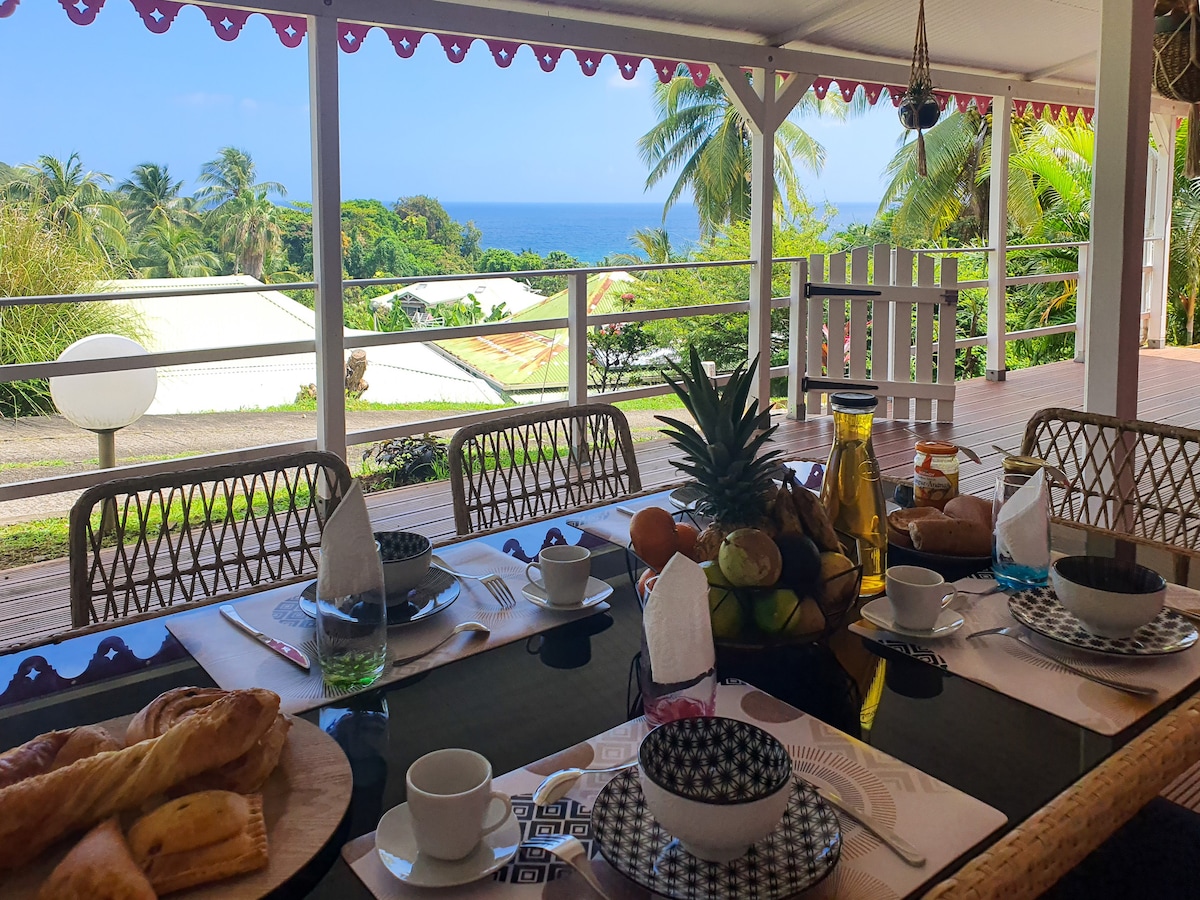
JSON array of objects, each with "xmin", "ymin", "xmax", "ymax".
[
  {"xmin": 675, "ymin": 522, "xmax": 699, "ymax": 561},
  {"xmin": 630, "ymin": 506, "xmax": 678, "ymax": 572}
]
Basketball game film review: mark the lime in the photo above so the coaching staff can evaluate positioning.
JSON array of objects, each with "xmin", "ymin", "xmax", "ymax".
[
  {"xmin": 701, "ymin": 559, "xmax": 733, "ymax": 588},
  {"xmin": 708, "ymin": 585, "xmax": 743, "ymax": 639},
  {"xmin": 753, "ymin": 587, "xmax": 802, "ymax": 634}
]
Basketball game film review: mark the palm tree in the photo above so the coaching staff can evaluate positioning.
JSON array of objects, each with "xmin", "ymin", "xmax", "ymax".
[
  {"xmin": 119, "ymin": 163, "xmax": 194, "ymax": 234},
  {"xmin": 197, "ymin": 147, "xmax": 286, "ymax": 278},
  {"xmin": 639, "ymin": 72, "xmax": 853, "ymax": 237},
  {"xmin": 607, "ymin": 227, "xmax": 680, "ymax": 265},
  {"xmin": 215, "ymin": 189, "xmax": 283, "ymax": 280},
  {"xmin": 877, "ymin": 106, "xmax": 1040, "ymax": 245},
  {"xmin": 134, "ymin": 221, "xmax": 219, "ymax": 278},
  {"xmin": 1169, "ymin": 121, "xmax": 1200, "ymax": 345},
  {"xmin": 4, "ymin": 152, "xmax": 126, "ymax": 261}
]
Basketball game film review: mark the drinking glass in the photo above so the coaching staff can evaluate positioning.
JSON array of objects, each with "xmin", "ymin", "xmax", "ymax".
[
  {"xmin": 316, "ymin": 544, "xmax": 387, "ymax": 688},
  {"xmin": 992, "ymin": 473, "xmax": 1050, "ymax": 590},
  {"xmin": 637, "ymin": 574, "xmax": 716, "ymax": 726}
]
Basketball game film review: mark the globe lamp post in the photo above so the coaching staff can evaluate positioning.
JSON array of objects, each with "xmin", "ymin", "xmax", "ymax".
[{"xmin": 49, "ymin": 333, "xmax": 157, "ymax": 480}]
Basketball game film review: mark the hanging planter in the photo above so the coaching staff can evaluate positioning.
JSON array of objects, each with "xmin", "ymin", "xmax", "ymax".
[
  {"xmin": 898, "ymin": 0, "xmax": 939, "ymax": 177},
  {"xmin": 1154, "ymin": 1, "xmax": 1200, "ymax": 177}
]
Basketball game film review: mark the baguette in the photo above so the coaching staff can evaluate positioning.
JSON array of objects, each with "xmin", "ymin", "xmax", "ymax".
[
  {"xmin": 909, "ymin": 516, "xmax": 992, "ymax": 557},
  {"xmin": 944, "ymin": 494, "xmax": 994, "ymax": 530},
  {"xmin": 0, "ymin": 688, "xmax": 279, "ymax": 871},
  {"xmin": 886, "ymin": 507, "xmax": 946, "ymax": 549}
]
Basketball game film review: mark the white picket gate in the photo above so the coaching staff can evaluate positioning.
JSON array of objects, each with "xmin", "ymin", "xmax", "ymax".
[{"xmin": 791, "ymin": 245, "xmax": 959, "ymax": 423}]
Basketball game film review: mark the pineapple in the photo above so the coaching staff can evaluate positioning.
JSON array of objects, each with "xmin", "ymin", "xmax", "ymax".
[{"xmin": 657, "ymin": 348, "xmax": 782, "ymax": 561}]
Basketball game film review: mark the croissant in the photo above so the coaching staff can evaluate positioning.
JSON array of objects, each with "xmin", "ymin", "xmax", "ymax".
[
  {"xmin": 127, "ymin": 686, "xmax": 291, "ymax": 793},
  {"xmin": 0, "ymin": 726, "xmax": 121, "ymax": 790},
  {"xmin": 0, "ymin": 688, "xmax": 279, "ymax": 871}
]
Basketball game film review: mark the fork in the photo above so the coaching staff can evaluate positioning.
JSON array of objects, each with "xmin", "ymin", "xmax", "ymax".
[
  {"xmin": 432, "ymin": 563, "xmax": 516, "ymax": 608},
  {"xmin": 966, "ymin": 626, "xmax": 1157, "ymax": 696},
  {"xmin": 523, "ymin": 834, "xmax": 610, "ymax": 899}
]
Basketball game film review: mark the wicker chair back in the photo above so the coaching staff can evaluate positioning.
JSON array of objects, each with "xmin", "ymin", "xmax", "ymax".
[
  {"xmin": 1022, "ymin": 408, "xmax": 1200, "ymax": 583},
  {"xmin": 68, "ymin": 451, "xmax": 352, "ymax": 629},
  {"xmin": 448, "ymin": 404, "xmax": 642, "ymax": 535}
]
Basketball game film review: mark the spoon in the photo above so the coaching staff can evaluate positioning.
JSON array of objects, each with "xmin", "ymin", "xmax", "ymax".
[
  {"xmin": 391, "ymin": 621, "xmax": 490, "ymax": 668},
  {"xmin": 533, "ymin": 758, "xmax": 637, "ymax": 806}
]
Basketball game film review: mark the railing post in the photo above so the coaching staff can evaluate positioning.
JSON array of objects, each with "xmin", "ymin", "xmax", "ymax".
[
  {"xmin": 1146, "ymin": 113, "xmax": 1177, "ymax": 349},
  {"xmin": 309, "ymin": 11, "xmax": 347, "ymax": 461},
  {"xmin": 1075, "ymin": 242, "xmax": 1090, "ymax": 362},
  {"xmin": 787, "ymin": 259, "xmax": 807, "ymax": 420},
  {"xmin": 567, "ymin": 271, "xmax": 588, "ymax": 406},
  {"xmin": 986, "ymin": 91, "xmax": 1012, "ymax": 382}
]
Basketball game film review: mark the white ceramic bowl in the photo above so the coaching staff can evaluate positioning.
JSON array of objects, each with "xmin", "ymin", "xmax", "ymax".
[
  {"xmin": 1050, "ymin": 556, "xmax": 1166, "ymax": 638},
  {"xmin": 637, "ymin": 717, "xmax": 792, "ymax": 863}
]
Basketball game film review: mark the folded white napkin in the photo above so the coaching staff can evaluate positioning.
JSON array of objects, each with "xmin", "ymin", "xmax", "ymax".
[
  {"xmin": 643, "ymin": 553, "xmax": 715, "ymax": 684},
  {"xmin": 317, "ymin": 481, "xmax": 384, "ymax": 599},
  {"xmin": 995, "ymin": 468, "xmax": 1050, "ymax": 569}
]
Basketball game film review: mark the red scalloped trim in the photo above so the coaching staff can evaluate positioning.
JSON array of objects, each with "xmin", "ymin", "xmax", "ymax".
[
  {"xmin": 200, "ymin": 5, "xmax": 250, "ymax": 42},
  {"xmin": 530, "ymin": 44, "xmax": 564, "ymax": 72},
  {"xmin": 437, "ymin": 32, "xmax": 472, "ymax": 63},
  {"xmin": 57, "ymin": 0, "xmax": 106, "ymax": 25},
  {"xmin": 0, "ymin": 0, "xmax": 18, "ymax": 19},
  {"xmin": 486, "ymin": 38, "xmax": 519, "ymax": 68},
  {"xmin": 130, "ymin": 0, "xmax": 183, "ymax": 33},
  {"xmin": 339, "ymin": 21, "xmax": 369, "ymax": 53}
]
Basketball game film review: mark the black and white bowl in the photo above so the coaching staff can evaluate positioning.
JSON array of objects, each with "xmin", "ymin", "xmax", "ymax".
[
  {"xmin": 374, "ymin": 530, "xmax": 432, "ymax": 601},
  {"xmin": 1051, "ymin": 556, "xmax": 1166, "ymax": 638},
  {"xmin": 637, "ymin": 716, "xmax": 792, "ymax": 862}
]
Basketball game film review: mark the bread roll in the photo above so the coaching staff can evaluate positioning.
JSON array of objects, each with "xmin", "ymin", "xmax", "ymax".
[
  {"xmin": 130, "ymin": 791, "xmax": 268, "ymax": 895},
  {"xmin": 944, "ymin": 494, "xmax": 994, "ymax": 529},
  {"xmin": 127, "ymin": 686, "xmax": 290, "ymax": 794},
  {"xmin": 0, "ymin": 726, "xmax": 121, "ymax": 790},
  {"xmin": 887, "ymin": 507, "xmax": 946, "ymax": 549},
  {"xmin": 0, "ymin": 688, "xmax": 279, "ymax": 871},
  {"xmin": 909, "ymin": 517, "xmax": 992, "ymax": 557},
  {"xmin": 37, "ymin": 818, "xmax": 155, "ymax": 900}
]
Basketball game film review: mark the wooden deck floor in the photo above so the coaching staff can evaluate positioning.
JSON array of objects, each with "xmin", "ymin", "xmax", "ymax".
[{"xmin": 4, "ymin": 348, "xmax": 1199, "ymax": 650}]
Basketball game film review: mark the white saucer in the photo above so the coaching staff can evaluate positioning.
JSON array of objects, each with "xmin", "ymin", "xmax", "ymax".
[
  {"xmin": 861, "ymin": 596, "xmax": 964, "ymax": 639},
  {"xmin": 376, "ymin": 797, "xmax": 520, "ymax": 887},
  {"xmin": 522, "ymin": 576, "xmax": 613, "ymax": 610}
]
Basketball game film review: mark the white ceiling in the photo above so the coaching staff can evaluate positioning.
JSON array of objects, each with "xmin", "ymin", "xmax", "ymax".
[{"xmin": 460, "ymin": 0, "xmax": 1102, "ymax": 88}]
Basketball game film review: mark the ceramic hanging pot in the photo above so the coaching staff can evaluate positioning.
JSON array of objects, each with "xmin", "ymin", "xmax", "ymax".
[{"xmin": 899, "ymin": 95, "xmax": 941, "ymax": 131}]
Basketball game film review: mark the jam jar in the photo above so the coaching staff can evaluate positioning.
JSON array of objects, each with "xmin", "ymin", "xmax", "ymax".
[{"xmin": 913, "ymin": 441, "xmax": 960, "ymax": 509}]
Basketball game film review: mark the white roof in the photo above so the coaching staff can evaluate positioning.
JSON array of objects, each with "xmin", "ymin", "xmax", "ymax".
[
  {"xmin": 380, "ymin": 277, "xmax": 545, "ymax": 318},
  {"xmin": 109, "ymin": 276, "xmax": 504, "ymax": 414}
]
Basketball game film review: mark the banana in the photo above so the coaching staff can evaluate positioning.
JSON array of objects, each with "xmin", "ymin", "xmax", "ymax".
[
  {"xmin": 788, "ymin": 478, "xmax": 840, "ymax": 552},
  {"xmin": 772, "ymin": 481, "xmax": 804, "ymax": 536}
]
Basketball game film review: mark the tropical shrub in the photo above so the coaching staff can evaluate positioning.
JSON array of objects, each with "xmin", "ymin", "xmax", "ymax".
[
  {"xmin": 360, "ymin": 435, "xmax": 449, "ymax": 491},
  {"xmin": 0, "ymin": 205, "xmax": 144, "ymax": 417}
]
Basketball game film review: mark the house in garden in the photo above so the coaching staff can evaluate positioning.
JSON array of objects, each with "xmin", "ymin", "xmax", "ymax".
[{"xmin": 372, "ymin": 276, "xmax": 545, "ymax": 325}]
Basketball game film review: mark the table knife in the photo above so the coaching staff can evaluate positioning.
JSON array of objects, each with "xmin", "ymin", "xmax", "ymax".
[
  {"xmin": 814, "ymin": 785, "xmax": 926, "ymax": 867},
  {"xmin": 220, "ymin": 605, "xmax": 311, "ymax": 670}
]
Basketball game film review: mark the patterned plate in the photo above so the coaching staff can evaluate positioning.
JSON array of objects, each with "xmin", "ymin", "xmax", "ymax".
[
  {"xmin": 1009, "ymin": 587, "xmax": 1199, "ymax": 656},
  {"xmin": 299, "ymin": 568, "xmax": 460, "ymax": 628},
  {"xmin": 591, "ymin": 770, "xmax": 840, "ymax": 900}
]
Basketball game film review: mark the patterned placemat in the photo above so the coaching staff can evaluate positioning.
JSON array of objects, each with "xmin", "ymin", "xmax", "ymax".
[
  {"xmin": 566, "ymin": 491, "xmax": 675, "ymax": 548},
  {"xmin": 851, "ymin": 583, "xmax": 1200, "ymax": 736},
  {"xmin": 166, "ymin": 543, "xmax": 609, "ymax": 715},
  {"xmin": 342, "ymin": 681, "xmax": 1006, "ymax": 900}
]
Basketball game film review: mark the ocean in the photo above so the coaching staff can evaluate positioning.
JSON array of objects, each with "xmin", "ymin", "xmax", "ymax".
[{"xmin": 441, "ymin": 201, "xmax": 880, "ymax": 264}]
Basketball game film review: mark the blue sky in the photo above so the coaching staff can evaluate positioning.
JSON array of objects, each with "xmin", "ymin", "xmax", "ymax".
[{"xmin": 0, "ymin": 3, "xmax": 906, "ymax": 206}]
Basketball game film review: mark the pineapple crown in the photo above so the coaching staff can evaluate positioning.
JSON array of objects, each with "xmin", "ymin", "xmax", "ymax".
[{"xmin": 656, "ymin": 348, "xmax": 782, "ymax": 525}]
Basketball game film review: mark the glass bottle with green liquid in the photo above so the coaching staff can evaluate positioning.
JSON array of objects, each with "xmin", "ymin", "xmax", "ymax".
[{"xmin": 821, "ymin": 392, "xmax": 887, "ymax": 597}]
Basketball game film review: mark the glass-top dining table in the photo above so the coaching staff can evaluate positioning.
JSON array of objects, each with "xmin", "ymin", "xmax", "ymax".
[{"xmin": 1, "ymin": 489, "xmax": 1195, "ymax": 900}]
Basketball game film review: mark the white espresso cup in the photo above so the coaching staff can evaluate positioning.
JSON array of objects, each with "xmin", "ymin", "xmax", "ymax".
[
  {"xmin": 886, "ymin": 565, "xmax": 957, "ymax": 631},
  {"xmin": 525, "ymin": 545, "xmax": 591, "ymax": 606},
  {"xmin": 405, "ymin": 748, "xmax": 513, "ymax": 861}
]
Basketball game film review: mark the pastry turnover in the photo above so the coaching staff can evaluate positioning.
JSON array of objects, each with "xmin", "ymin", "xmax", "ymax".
[
  {"xmin": 37, "ymin": 818, "xmax": 155, "ymax": 900},
  {"xmin": 0, "ymin": 688, "xmax": 279, "ymax": 871},
  {"xmin": 129, "ymin": 790, "xmax": 269, "ymax": 895},
  {"xmin": 126, "ymin": 686, "xmax": 290, "ymax": 793}
]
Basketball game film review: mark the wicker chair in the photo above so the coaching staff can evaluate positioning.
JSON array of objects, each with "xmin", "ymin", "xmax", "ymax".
[
  {"xmin": 922, "ymin": 692, "xmax": 1200, "ymax": 900},
  {"xmin": 69, "ymin": 451, "xmax": 352, "ymax": 629},
  {"xmin": 1022, "ymin": 408, "xmax": 1200, "ymax": 584},
  {"xmin": 448, "ymin": 404, "xmax": 642, "ymax": 535}
]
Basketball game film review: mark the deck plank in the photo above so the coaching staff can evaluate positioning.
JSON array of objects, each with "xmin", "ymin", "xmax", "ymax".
[{"xmin": 3, "ymin": 349, "xmax": 1199, "ymax": 650}]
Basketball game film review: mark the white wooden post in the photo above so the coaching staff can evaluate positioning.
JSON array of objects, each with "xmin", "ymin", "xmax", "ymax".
[
  {"xmin": 787, "ymin": 259, "xmax": 807, "ymax": 420},
  {"xmin": 1146, "ymin": 113, "xmax": 1177, "ymax": 349},
  {"xmin": 567, "ymin": 271, "xmax": 588, "ymax": 405},
  {"xmin": 716, "ymin": 67, "xmax": 815, "ymax": 409},
  {"xmin": 1074, "ymin": 242, "xmax": 1090, "ymax": 362},
  {"xmin": 1084, "ymin": 0, "xmax": 1154, "ymax": 419},
  {"xmin": 309, "ymin": 12, "xmax": 347, "ymax": 461},
  {"xmin": 986, "ymin": 92, "xmax": 1012, "ymax": 382}
]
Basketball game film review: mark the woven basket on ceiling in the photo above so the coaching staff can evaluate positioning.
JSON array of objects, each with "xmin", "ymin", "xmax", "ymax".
[{"xmin": 1154, "ymin": 11, "xmax": 1200, "ymax": 177}]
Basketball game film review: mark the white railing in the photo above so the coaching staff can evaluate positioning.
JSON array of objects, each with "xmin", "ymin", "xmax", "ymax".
[{"xmin": 0, "ymin": 239, "xmax": 1150, "ymax": 505}]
